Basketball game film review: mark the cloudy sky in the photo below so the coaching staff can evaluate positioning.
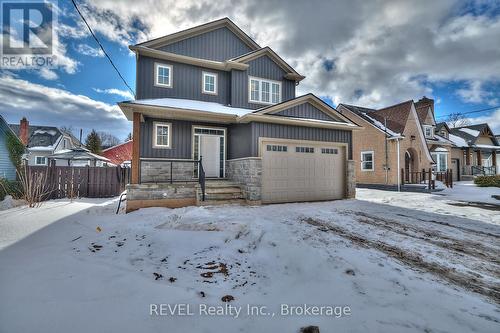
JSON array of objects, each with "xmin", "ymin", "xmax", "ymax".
[{"xmin": 1, "ymin": 0, "xmax": 499, "ymax": 140}]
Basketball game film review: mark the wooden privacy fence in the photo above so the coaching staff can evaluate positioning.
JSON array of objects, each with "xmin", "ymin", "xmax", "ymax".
[
  {"xmin": 27, "ymin": 164, "xmax": 131, "ymax": 199},
  {"xmin": 401, "ymin": 168, "xmax": 453, "ymax": 190}
]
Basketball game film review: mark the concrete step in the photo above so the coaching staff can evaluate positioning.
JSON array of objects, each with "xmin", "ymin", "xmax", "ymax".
[
  {"xmin": 204, "ymin": 192, "xmax": 244, "ymax": 200},
  {"xmin": 205, "ymin": 187, "xmax": 242, "ymax": 194},
  {"xmin": 199, "ymin": 181, "xmax": 242, "ymax": 188},
  {"xmin": 197, "ymin": 198, "xmax": 247, "ymax": 206}
]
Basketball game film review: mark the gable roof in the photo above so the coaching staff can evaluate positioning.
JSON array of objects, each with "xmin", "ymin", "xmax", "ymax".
[
  {"xmin": 435, "ymin": 122, "xmax": 450, "ymax": 133},
  {"xmin": 230, "ymin": 47, "xmax": 305, "ymax": 82},
  {"xmin": 449, "ymin": 123, "xmax": 499, "ymax": 146},
  {"xmin": 9, "ymin": 124, "xmax": 63, "ymax": 148},
  {"xmin": 253, "ymin": 94, "xmax": 355, "ymax": 124},
  {"xmin": 415, "ymin": 104, "xmax": 432, "ymax": 124},
  {"xmin": 339, "ymin": 101, "xmax": 414, "ymax": 136},
  {"xmin": 102, "ymin": 140, "xmax": 133, "ymax": 165},
  {"xmin": 0, "ymin": 115, "xmax": 21, "ymax": 143},
  {"xmin": 135, "ymin": 18, "xmax": 260, "ymax": 51}
]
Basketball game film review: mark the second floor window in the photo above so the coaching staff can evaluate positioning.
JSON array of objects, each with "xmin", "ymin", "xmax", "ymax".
[
  {"xmin": 423, "ymin": 125, "xmax": 434, "ymax": 138},
  {"xmin": 249, "ymin": 77, "xmax": 281, "ymax": 104},
  {"xmin": 155, "ymin": 63, "xmax": 172, "ymax": 88},
  {"xmin": 202, "ymin": 72, "xmax": 217, "ymax": 94},
  {"xmin": 35, "ymin": 156, "xmax": 47, "ymax": 165}
]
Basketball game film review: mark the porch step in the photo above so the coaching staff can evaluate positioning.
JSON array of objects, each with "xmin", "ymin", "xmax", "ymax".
[
  {"xmin": 461, "ymin": 175, "xmax": 475, "ymax": 181},
  {"xmin": 196, "ymin": 180, "xmax": 245, "ymax": 206},
  {"xmin": 197, "ymin": 199, "xmax": 247, "ymax": 206}
]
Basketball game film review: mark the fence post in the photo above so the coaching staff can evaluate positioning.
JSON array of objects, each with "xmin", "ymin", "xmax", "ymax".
[
  {"xmin": 170, "ymin": 162, "xmax": 173, "ymax": 184},
  {"xmin": 428, "ymin": 168, "xmax": 432, "ymax": 191},
  {"xmin": 401, "ymin": 168, "xmax": 405, "ymax": 186}
]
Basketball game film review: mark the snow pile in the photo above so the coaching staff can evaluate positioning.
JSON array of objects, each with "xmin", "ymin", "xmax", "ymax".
[{"xmin": 0, "ymin": 195, "xmax": 24, "ymax": 211}]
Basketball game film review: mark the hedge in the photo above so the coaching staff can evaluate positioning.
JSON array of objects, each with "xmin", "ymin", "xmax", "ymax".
[{"xmin": 474, "ymin": 175, "xmax": 500, "ymax": 187}]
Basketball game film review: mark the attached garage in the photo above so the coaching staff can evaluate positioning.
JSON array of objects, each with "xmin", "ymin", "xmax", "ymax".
[{"xmin": 261, "ymin": 138, "xmax": 347, "ymax": 203}]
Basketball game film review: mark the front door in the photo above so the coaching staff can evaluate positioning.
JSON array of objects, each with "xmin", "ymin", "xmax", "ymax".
[{"xmin": 200, "ymin": 135, "xmax": 220, "ymax": 177}]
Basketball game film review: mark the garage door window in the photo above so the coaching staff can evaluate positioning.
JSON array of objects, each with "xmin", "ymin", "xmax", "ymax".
[
  {"xmin": 361, "ymin": 151, "xmax": 374, "ymax": 171},
  {"xmin": 296, "ymin": 147, "xmax": 314, "ymax": 153},
  {"xmin": 321, "ymin": 148, "xmax": 338, "ymax": 154},
  {"xmin": 267, "ymin": 144, "xmax": 287, "ymax": 152}
]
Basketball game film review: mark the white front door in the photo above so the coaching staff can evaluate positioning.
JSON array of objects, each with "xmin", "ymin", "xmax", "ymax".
[{"xmin": 200, "ymin": 135, "xmax": 220, "ymax": 177}]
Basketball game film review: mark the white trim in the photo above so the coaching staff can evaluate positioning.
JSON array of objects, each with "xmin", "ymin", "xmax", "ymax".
[
  {"xmin": 423, "ymin": 125, "xmax": 434, "ymax": 139},
  {"xmin": 34, "ymin": 156, "xmax": 48, "ymax": 166},
  {"xmin": 191, "ymin": 125, "xmax": 227, "ymax": 178},
  {"xmin": 431, "ymin": 151, "xmax": 448, "ymax": 172},
  {"xmin": 248, "ymin": 76, "xmax": 281, "ymax": 105},
  {"xmin": 202, "ymin": 71, "xmax": 218, "ymax": 95},
  {"xmin": 152, "ymin": 122, "xmax": 172, "ymax": 148},
  {"xmin": 154, "ymin": 62, "xmax": 173, "ymax": 88},
  {"xmin": 360, "ymin": 150, "xmax": 374, "ymax": 171}
]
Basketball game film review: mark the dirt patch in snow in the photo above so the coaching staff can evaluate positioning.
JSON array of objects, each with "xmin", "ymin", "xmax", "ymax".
[{"xmin": 301, "ymin": 217, "xmax": 500, "ymax": 303}]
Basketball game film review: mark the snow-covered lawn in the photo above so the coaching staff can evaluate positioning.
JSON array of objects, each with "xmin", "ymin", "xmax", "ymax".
[
  {"xmin": 357, "ymin": 181, "xmax": 500, "ymax": 225},
  {"xmin": 0, "ymin": 191, "xmax": 499, "ymax": 333}
]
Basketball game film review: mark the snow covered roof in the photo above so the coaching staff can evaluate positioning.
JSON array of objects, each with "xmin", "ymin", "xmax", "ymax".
[
  {"xmin": 339, "ymin": 104, "xmax": 401, "ymax": 136},
  {"xmin": 9, "ymin": 124, "xmax": 63, "ymax": 148},
  {"xmin": 459, "ymin": 128, "xmax": 480, "ymax": 136},
  {"xmin": 49, "ymin": 147, "xmax": 110, "ymax": 162},
  {"xmin": 128, "ymin": 98, "xmax": 254, "ymax": 117},
  {"xmin": 449, "ymin": 133, "xmax": 468, "ymax": 147}
]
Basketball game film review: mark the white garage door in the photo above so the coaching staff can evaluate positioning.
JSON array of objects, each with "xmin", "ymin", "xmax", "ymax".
[{"xmin": 261, "ymin": 140, "xmax": 346, "ymax": 204}]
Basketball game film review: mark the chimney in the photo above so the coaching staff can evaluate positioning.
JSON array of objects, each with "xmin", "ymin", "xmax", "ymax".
[
  {"xmin": 415, "ymin": 96, "xmax": 435, "ymax": 117},
  {"xmin": 19, "ymin": 117, "xmax": 29, "ymax": 146}
]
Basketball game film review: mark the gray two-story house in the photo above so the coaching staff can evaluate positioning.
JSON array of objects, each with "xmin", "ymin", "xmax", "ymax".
[{"xmin": 119, "ymin": 18, "xmax": 360, "ymax": 211}]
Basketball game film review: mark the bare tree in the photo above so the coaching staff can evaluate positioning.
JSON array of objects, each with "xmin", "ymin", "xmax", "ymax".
[
  {"xmin": 97, "ymin": 131, "xmax": 121, "ymax": 147},
  {"xmin": 17, "ymin": 165, "xmax": 53, "ymax": 208},
  {"xmin": 447, "ymin": 113, "xmax": 471, "ymax": 128}
]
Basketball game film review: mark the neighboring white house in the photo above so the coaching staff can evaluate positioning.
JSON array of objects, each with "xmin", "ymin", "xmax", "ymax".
[{"xmin": 9, "ymin": 117, "xmax": 81, "ymax": 166}]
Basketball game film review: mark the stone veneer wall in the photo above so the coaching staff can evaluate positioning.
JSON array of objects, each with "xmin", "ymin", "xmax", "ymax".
[
  {"xmin": 126, "ymin": 183, "xmax": 197, "ymax": 201},
  {"xmin": 140, "ymin": 160, "xmax": 195, "ymax": 183},
  {"xmin": 346, "ymin": 160, "xmax": 356, "ymax": 198},
  {"xmin": 226, "ymin": 157, "xmax": 262, "ymax": 202}
]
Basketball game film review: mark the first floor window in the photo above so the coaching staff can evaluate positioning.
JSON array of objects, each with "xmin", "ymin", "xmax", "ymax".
[
  {"xmin": 248, "ymin": 77, "xmax": 281, "ymax": 104},
  {"xmin": 153, "ymin": 122, "xmax": 171, "ymax": 148},
  {"xmin": 155, "ymin": 63, "xmax": 172, "ymax": 87},
  {"xmin": 35, "ymin": 156, "xmax": 47, "ymax": 165},
  {"xmin": 432, "ymin": 152, "xmax": 448, "ymax": 172},
  {"xmin": 202, "ymin": 72, "xmax": 217, "ymax": 94},
  {"xmin": 296, "ymin": 146, "xmax": 314, "ymax": 153},
  {"xmin": 266, "ymin": 144, "xmax": 287, "ymax": 152},
  {"xmin": 361, "ymin": 151, "xmax": 374, "ymax": 171}
]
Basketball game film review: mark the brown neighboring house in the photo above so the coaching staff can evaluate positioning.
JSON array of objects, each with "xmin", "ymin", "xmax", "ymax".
[{"xmin": 338, "ymin": 97, "xmax": 453, "ymax": 188}]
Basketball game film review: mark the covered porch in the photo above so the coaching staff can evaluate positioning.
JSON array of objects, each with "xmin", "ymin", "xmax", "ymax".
[{"xmin": 461, "ymin": 147, "xmax": 498, "ymax": 176}]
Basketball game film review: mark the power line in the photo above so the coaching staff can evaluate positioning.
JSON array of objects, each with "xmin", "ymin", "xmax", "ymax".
[
  {"xmin": 71, "ymin": 0, "xmax": 135, "ymax": 97},
  {"xmin": 435, "ymin": 105, "xmax": 499, "ymax": 119}
]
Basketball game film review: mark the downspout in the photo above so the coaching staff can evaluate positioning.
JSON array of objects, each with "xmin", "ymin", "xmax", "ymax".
[
  {"xmin": 384, "ymin": 118, "xmax": 389, "ymax": 184},
  {"xmin": 397, "ymin": 139, "xmax": 401, "ymax": 192}
]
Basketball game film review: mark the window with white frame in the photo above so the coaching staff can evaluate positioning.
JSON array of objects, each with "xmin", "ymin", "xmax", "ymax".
[
  {"xmin": 361, "ymin": 151, "xmax": 374, "ymax": 171},
  {"xmin": 202, "ymin": 72, "xmax": 217, "ymax": 94},
  {"xmin": 155, "ymin": 63, "xmax": 172, "ymax": 87},
  {"xmin": 153, "ymin": 122, "xmax": 171, "ymax": 148},
  {"xmin": 423, "ymin": 125, "xmax": 434, "ymax": 138},
  {"xmin": 35, "ymin": 156, "xmax": 47, "ymax": 165},
  {"xmin": 248, "ymin": 77, "xmax": 281, "ymax": 104},
  {"xmin": 431, "ymin": 151, "xmax": 448, "ymax": 172}
]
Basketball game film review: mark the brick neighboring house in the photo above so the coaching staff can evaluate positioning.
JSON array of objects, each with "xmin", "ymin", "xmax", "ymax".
[
  {"xmin": 338, "ymin": 97, "xmax": 453, "ymax": 188},
  {"xmin": 102, "ymin": 140, "xmax": 133, "ymax": 167}
]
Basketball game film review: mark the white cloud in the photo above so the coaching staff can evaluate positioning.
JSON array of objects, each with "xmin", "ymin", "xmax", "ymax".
[
  {"xmin": 38, "ymin": 68, "xmax": 59, "ymax": 80},
  {"xmin": 456, "ymin": 81, "xmax": 498, "ymax": 105},
  {"xmin": 93, "ymin": 88, "xmax": 134, "ymax": 100},
  {"xmin": 78, "ymin": 0, "xmax": 500, "ymax": 109},
  {"xmin": 466, "ymin": 108, "xmax": 500, "ymax": 134},
  {"xmin": 0, "ymin": 75, "xmax": 130, "ymax": 138},
  {"xmin": 75, "ymin": 44, "xmax": 105, "ymax": 57}
]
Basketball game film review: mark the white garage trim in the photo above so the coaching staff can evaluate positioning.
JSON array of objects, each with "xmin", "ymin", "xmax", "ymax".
[{"xmin": 257, "ymin": 137, "xmax": 348, "ymax": 158}]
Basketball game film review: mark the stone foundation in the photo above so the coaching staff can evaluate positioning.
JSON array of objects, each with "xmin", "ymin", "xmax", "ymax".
[
  {"xmin": 346, "ymin": 160, "xmax": 356, "ymax": 199},
  {"xmin": 140, "ymin": 160, "xmax": 195, "ymax": 183},
  {"xmin": 126, "ymin": 182, "xmax": 197, "ymax": 212},
  {"xmin": 226, "ymin": 157, "xmax": 262, "ymax": 202}
]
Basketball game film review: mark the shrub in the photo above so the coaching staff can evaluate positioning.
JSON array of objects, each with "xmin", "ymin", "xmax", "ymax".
[
  {"xmin": 474, "ymin": 175, "xmax": 500, "ymax": 187},
  {"xmin": 0, "ymin": 178, "xmax": 23, "ymax": 201}
]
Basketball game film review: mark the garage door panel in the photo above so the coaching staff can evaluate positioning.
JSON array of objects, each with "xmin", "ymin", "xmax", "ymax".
[{"xmin": 262, "ymin": 141, "xmax": 345, "ymax": 204}]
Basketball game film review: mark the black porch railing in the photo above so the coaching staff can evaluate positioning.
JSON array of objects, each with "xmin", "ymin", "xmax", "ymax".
[
  {"xmin": 470, "ymin": 165, "xmax": 496, "ymax": 176},
  {"xmin": 139, "ymin": 158, "xmax": 205, "ymax": 201}
]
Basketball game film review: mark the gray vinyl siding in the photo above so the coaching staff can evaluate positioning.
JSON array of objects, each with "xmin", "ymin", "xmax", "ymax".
[
  {"xmin": 275, "ymin": 102, "xmax": 339, "ymax": 121},
  {"xmin": 250, "ymin": 123, "xmax": 352, "ymax": 159},
  {"xmin": 0, "ymin": 123, "xmax": 17, "ymax": 180},
  {"xmin": 136, "ymin": 56, "xmax": 230, "ymax": 103},
  {"xmin": 230, "ymin": 55, "xmax": 295, "ymax": 109},
  {"xmin": 227, "ymin": 123, "xmax": 253, "ymax": 159},
  {"xmin": 140, "ymin": 118, "xmax": 228, "ymax": 159},
  {"xmin": 158, "ymin": 27, "xmax": 253, "ymax": 61}
]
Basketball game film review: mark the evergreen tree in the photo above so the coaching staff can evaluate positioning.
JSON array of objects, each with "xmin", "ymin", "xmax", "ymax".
[
  {"xmin": 126, "ymin": 132, "xmax": 132, "ymax": 141},
  {"xmin": 85, "ymin": 129, "xmax": 102, "ymax": 154}
]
